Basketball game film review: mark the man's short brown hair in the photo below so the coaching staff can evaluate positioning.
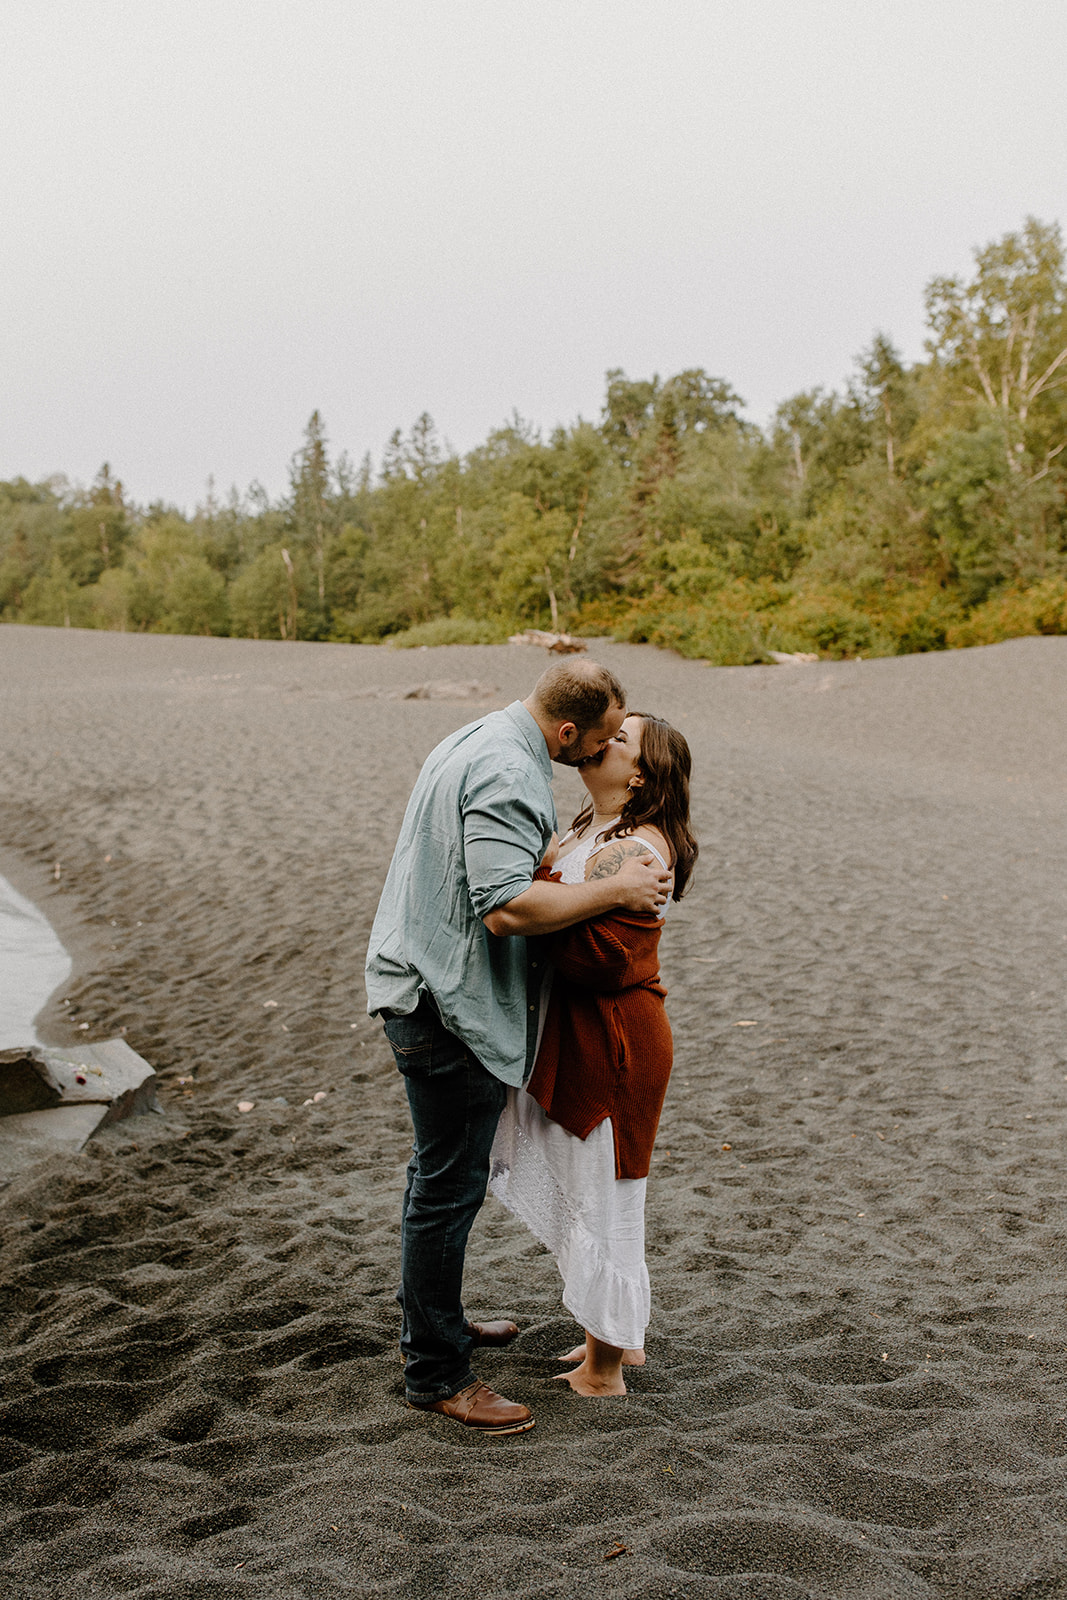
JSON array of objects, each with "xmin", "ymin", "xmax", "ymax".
[{"xmin": 530, "ymin": 659, "xmax": 626, "ymax": 734}]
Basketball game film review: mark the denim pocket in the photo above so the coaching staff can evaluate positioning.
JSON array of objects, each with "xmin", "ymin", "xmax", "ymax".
[{"xmin": 383, "ymin": 1010, "xmax": 437, "ymax": 1074}]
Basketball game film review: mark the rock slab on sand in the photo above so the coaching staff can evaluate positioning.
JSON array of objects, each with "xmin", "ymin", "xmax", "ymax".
[{"xmin": 0, "ymin": 1038, "xmax": 158, "ymax": 1182}]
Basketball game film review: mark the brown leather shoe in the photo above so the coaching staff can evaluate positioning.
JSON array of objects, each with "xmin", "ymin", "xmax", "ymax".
[
  {"xmin": 409, "ymin": 1379, "xmax": 535, "ymax": 1435},
  {"xmin": 465, "ymin": 1319, "xmax": 520, "ymax": 1347}
]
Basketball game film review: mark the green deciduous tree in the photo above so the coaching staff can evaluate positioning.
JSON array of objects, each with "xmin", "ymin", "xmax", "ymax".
[
  {"xmin": 114, "ymin": 516, "xmax": 229, "ymax": 634},
  {"xmin": 922, "ymin": 219, "xmax": 1067, "ymax": 586},
  {"xmin": 229, "ymin": 543, "xmax": 307, "ymax": 639},
  {"xmin": 925, "ymin": 217, "xmax": 1067, "ymax": 479},
  {"xmin": 19, "ymin": 556, "xmax": 91, "ymax": 628}
]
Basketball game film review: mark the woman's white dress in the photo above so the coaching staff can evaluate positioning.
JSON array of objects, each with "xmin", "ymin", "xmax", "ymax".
[{"xmin": 488, "ymin": 825, "xmax": 669, "ymax": 1350}]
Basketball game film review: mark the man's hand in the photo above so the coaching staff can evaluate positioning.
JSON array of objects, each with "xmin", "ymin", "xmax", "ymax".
[{"xmin": 603, "ymin": 848, "xmax": 671, "ymax": 915}]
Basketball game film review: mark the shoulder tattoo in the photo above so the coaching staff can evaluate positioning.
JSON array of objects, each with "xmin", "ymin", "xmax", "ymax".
[{"xmin": 588, "ymin": 839, "xmax": 652, "ymax": 880}]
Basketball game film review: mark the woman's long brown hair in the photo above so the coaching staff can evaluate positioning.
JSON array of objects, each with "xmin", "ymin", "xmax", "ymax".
[{"xmin": 571, "ymin": 712, "xmax": 698, "ymax": 899}]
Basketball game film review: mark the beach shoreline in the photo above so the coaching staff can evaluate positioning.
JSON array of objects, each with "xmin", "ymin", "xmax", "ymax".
[
  {"xmin": 1, "ymin": 624, "xmax": 1066, "ymax": 1598},
  {"xmin": 0, "ymin": 870, "xmax": 71, "ymax": 1050}
]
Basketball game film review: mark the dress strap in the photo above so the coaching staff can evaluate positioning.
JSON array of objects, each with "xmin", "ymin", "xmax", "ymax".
[{"xmin": 588, "ymin": 833, "xmax": 671, "ymax": 871}]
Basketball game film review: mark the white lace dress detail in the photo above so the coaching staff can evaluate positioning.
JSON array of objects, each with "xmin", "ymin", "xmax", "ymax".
[{"xmin": 488, "ymin": 822, "xmax": 669, "ymax": 1349}]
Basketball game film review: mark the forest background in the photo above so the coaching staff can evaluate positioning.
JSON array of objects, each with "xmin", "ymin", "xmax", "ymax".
[{"xmin": 4, "ymin": 218, "xmax": 1067, "ymax": 664}]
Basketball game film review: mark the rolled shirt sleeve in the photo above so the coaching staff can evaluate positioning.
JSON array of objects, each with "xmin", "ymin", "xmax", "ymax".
[{"xmin": 463, "ymin": 772, "xmax": 549, "ymax": 920}]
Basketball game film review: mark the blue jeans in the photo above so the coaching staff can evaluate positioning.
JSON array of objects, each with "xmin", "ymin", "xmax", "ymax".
[{"xmin": 382, "ymin": 996, "xmax": 507, "ymax": 1403}]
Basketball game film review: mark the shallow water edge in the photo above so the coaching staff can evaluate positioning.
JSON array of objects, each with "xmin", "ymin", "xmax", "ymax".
[{"xmin": 0, "ymin": 872, "xmax": 72, "ymax": 1048}]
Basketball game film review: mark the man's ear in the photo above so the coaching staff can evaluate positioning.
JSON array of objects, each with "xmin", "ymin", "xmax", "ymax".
[{"xmin": 556, "ymin": 721, "xmax": 578, "ymax": 748}]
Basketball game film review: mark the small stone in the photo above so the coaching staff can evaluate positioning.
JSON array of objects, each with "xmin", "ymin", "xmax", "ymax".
[
  {"xmin": 237, "ymin": 1100, "xmax": 255, "ymax": 1113},
  {"xmin": 312, "ymin": 1091, "xmax": 327, "ymax": 1103}
]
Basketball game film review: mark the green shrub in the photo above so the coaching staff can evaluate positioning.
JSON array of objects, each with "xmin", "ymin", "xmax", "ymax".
[
  {"xmin": 592, "ymin": 596, "xmax": 771, "ymax": 665},
  {"xmin": 946, "ymin": 579, "xmax": 1067, "ymax": 647},
  {"xmin": 387, "ymin": 615, "xmax": 508, "ymax": 648}
]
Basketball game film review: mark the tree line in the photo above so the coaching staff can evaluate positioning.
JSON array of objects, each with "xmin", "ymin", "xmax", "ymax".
[{"xmin": 3, "ymin": 217, "xmax": 1065, "ymax": 663}]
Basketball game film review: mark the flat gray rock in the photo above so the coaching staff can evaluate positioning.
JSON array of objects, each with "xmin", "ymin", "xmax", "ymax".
[
  {"xmin": 348, "ymin": 679, "xmax": 498, "ymax": 702},
  {"xmin": 0, "ymin": 1038, "xmax": 158, "ymax": 1183},
  {"xmin": 0, "ymin": 1048, "xmax": 64, "ymax": 1115}
]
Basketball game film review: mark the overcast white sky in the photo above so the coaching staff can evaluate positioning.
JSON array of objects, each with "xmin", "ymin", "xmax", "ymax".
[{"xmin": 2, "ymin": 0, "xmax": 1065, "ymax": 510}]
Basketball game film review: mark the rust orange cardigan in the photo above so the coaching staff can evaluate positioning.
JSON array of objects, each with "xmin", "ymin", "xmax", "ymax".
[{"xmin": 525, "ymin": 875, "xmax": 672, "ymax": 1180}]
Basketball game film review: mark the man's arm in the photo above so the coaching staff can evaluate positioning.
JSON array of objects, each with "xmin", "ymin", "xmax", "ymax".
[{"xmin": 482, "ymin": 848, "xmax": 669, "ymax": 937}]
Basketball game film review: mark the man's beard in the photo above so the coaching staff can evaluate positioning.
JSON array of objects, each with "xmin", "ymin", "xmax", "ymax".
[{"xmin": 555, "ymin": 746, "xmax": 604, "ymax": 770}]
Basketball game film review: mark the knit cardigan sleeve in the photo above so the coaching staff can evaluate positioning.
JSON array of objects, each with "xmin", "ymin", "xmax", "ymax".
[
  {"xmin": 531, "ymin": 862, "xmax": 663, "ymax": 990},
  {"xmin": 527, "ymin": 867, "xmax": 672, "ymax": 1180},
  {"xmin": 544, "ymin": 908, "xmax": 664, "ymax": 991}
]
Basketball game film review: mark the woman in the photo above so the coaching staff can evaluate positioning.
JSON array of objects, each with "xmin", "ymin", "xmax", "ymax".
[{"xmin": 489, "ymin": 711, "xmax": 697, "ymax": 1396}]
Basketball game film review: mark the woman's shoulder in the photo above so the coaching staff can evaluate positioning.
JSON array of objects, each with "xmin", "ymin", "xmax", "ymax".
[
  {"xmin": 584, "ymin": 823, "xmax": 674, "ymax": 881},
  {"xmin": 628, "ymin": 823, "xmax": 674, "ymax": 867}
]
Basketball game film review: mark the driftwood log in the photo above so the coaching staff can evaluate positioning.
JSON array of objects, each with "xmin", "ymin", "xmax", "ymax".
[{"xmin": 507, "ymin": 630, "xmax": 587, "ymax": 654}]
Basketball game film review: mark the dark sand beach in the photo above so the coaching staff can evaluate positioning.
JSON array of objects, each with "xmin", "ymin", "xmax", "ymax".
[{"xmin": 1, "ymin": 622, "xmax": 1066, "ymax": 1599}]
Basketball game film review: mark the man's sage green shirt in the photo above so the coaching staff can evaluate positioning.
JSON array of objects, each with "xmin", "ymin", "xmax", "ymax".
[{"xmin": 364, "ymin": 701, "xmax": 557, "ymax": 1085}]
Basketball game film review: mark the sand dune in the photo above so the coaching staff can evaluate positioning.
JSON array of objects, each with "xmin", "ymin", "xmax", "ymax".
[{"xmin": 1, "ymin": 624, "xmax": 1066, "ymax": 1598}]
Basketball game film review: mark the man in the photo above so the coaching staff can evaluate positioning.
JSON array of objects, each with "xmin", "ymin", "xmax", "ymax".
[{"xmin": 365, "ymin": 659, "xmax": 670, "ymax": 1435}]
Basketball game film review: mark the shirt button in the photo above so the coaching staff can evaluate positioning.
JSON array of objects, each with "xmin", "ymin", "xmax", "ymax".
[{"xmin": 528, "ymin": 1004, "xmax": 536, "ymax": 1012}]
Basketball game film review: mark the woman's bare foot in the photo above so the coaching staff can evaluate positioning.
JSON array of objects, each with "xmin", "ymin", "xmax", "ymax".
[
  {"xmin": 557, "ymin": 1342, "xmax": 645, "ymax": 1367},
  {"xmin": 553, "ymin": 1365, "xmax": 626, "ymax": 1396},
  {"xmin": 552, "ymin": 1332, "xmax": 629, "ymax": 1396}
]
